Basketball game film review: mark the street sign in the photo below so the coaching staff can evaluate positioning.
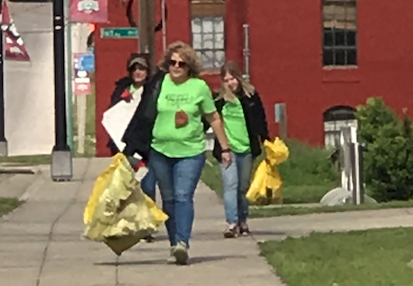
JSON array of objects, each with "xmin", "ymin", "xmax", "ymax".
[
  {"xmin": 75, "ymin": 52, "xmax": 94, "ymax": 72},
  {"xmin": 74, "ymin": 76, "xmax": 91, "ymax": 96},
  {"xmin": 100, "ymin": 27, "xmax": 139, "ymax": 39},
  {"xmin": 73, "ymin": 53, "xmax": 92, "ymax": 96}
]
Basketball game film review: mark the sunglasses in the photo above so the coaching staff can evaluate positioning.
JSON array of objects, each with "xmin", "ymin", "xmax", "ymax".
[
  {"xmin": 169, "ymin": 59, "xmax": 187, "ymax": 68},
  {"xmin": 130, "ymin": 63, "xmax": 147, "ymax": 72}
]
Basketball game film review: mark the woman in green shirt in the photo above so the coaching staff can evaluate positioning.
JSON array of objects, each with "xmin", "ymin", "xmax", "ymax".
[
  {"xmin": 122, "ymin": 41, "xmax": 231, "ymax": 265},
  {"xmin": 212, "ymin": 62, "xmax": 269, "ymax": 238}
]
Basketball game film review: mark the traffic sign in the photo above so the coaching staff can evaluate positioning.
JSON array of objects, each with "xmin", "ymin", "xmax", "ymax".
[
  {"xmin": 100, "ymin": 27, "xmax": 139, "ymax": 39},
  {"xmin": 76, "ymin": 52, "xmax": 95, "ymax": 72}
]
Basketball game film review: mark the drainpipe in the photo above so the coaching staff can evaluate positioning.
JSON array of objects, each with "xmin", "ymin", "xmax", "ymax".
[
  {"xmin": 242, "ymin": 23, "xmax": 250, "ymax": 82},
  {"xmin": 161, "ymin": 0, "xmax": 167, "ymax": 51}
]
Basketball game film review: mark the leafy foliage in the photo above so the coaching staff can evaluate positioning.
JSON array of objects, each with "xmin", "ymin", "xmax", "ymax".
[
  {"xmin": 356, "ymin": 97, "xmax": 413, "ymax": 202},
  {"xmin": 279, "ymin": 139, "xmax": 339, "ymax": 187}
]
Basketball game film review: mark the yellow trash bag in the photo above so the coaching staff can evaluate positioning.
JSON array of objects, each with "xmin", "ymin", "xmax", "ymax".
[
  {"xmin": 82, "ymin": 153, "xmax": 168, "ymax": 255},
  {"xmin": 246, "ymin": 138, "xmax": 289, "ymax": 205}
]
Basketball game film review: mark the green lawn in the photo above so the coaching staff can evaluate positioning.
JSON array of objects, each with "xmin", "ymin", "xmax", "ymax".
[
  {"xmin": 0, "ymin": 155, "xmax": 50, "ymax": 165},
  {"xmin": 260, "ymin": 227, "xmax": 413, "ymax": 286},
  {"xmin": 0, "ymin": 197, "xmax": 20, "ymax": 217}
]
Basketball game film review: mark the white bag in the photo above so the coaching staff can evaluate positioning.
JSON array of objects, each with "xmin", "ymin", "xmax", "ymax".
[{"xmin": 101, "ymin": 87, "xmax": 143, "ymax": 152}]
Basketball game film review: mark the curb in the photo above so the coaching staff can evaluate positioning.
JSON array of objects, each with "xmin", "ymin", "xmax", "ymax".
[{"xmin": 0, "ymin": 165, "xmax": 42, "ymax": 175}]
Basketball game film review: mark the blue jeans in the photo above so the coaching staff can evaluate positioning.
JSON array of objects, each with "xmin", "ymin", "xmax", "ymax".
[
  {"xmin": 141, "ymin": 167, "xmax": 157, "ymax": 202},
  {"xmin": 149, "ymin": 149, "xmax": 205, "ymax": 247},
  {"xmin": 220, "ymin": 152, "xmax": 253, "ymax": 224}
]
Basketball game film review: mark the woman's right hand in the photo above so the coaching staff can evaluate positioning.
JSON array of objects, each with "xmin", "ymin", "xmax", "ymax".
[{"xmin": 221, "ymin": 152, "xmax": 232, "ymax": 169}]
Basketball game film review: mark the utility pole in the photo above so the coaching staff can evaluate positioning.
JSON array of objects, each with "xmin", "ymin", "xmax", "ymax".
[
  {"xmin": 0, "ymin": 0, "xmax": 7, "ymax": 156},
  {"xmin": 138, "ymin": 0, "xmax": 156, "ymax": 75},
  {"xmin": 147, "ymin": 0, "xmax": 156, "ymax": 75},
  {"xmin": 51, "ymin": 0, "xmax": 73, "ymax": 181},
  {"xmin": 138, "ymin": 0, "xmax": 148, "ymax": 53}
]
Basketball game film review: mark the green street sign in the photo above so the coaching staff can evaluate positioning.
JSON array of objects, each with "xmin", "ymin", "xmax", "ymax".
[{"xmin": 100, "ymin": 27, "xmax": 139, "ymax": 39}]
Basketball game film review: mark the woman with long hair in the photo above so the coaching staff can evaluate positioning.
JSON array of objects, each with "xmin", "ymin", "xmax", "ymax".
[
  {"xmin": 122, "ymin": 41, "xmax": 231, "ymax": 265},
  {"xmin": 212, "ymin": 61, "xmax": 269, "ymax": 238}
]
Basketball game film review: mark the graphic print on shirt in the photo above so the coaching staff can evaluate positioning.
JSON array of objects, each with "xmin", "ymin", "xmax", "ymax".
[{"xmin": 164, "ymin": 93, "xmax": 195, "ymax": 108}]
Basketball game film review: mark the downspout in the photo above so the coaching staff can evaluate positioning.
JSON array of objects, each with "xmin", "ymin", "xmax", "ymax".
[
  {"xmin": 242, "ymin": 23, "xmax": 250, "ymax": 82},
  {"xmin": 161, "ymin": 0, "xmax": 167, "ymax": 51}
]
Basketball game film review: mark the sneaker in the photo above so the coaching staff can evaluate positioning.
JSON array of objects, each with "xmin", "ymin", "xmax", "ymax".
[
  {"xmin": 173, "ymin": 242, "xmax": 189, "ymax": 265},
  {"xmin": 167, "ymin": 246, "xmax": 176, "ymax": 264},
  {"xmin": 223, "ymin": 224, "xmax": 238, "ymax": 238},
  {"xmin": 144, "ymin": 235, "xmax": 155, "ymax": 243},
  {"xmin": 239, "ymin": 222, "xmax": 251, "ymax": 236}
]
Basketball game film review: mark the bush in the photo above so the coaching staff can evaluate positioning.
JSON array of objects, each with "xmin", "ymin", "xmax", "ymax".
[
  {"xmin": 279, "ymin": 139, "xmax": 340, "ymax": 186},
  {"xmin": 356, "ymin": 97, "xmax": 413, "ymax": 202}
]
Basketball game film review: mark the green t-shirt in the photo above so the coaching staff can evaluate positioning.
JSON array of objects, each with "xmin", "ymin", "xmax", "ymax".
[
  {"xmin": 129, "ymin": 84, "xmax": 137, "ymax": 94},
  {"xmin": 151, "ymin": 75, "xmax": 216, "ymax": 158},
  {"xmin": 221, "ymin": 98, "xmax": 250, "ymax": 153}
]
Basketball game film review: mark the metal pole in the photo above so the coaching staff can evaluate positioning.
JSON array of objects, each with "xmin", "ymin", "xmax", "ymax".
[
  {"xmin": 242, "ymin": 23, "xmax": 250, "ymax": 82},
  {"xmin": 65, "ymin": 5, "xmax": 74, "ymax": 152},
  {"xmin": 349, "ymin": 142, "xmax": 357, "ymax": 205},
  {"xmin": 53, "ymin": 0, "xmax": 67, "ymax": 150},
  {"xmin": 0, "ymin": 0, "xmax": 8, "ymax": 156},
  {"xmin": 51, "ymin": 0, "xmax": 73, "ymax": 181},
  {"xmin": 358, "ymin": 143, "xmax": 365, "ymax": 204}
]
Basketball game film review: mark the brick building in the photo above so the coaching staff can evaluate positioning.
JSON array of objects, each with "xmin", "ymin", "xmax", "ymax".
[{"xmin": 95, "ymin": 0, "xmax": 413, "ymax": 156}]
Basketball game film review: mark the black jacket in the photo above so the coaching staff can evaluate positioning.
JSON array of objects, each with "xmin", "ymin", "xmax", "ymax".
[
  {"xmin": 212, "ymin": 90, "xmax": 269, "ymax": 162},
  {"xmin": 106, "ymin": 77, "xmax": 134, "ymax": 155},
  {"xmin": 121, "ymin": 71, "xmax": 167, "ymax": 162}
]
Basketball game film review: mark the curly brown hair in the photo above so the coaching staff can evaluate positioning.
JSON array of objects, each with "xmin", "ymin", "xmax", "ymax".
[{"xmin": 158, "ymin": 41, "xmax": 203, "ymax": 77}]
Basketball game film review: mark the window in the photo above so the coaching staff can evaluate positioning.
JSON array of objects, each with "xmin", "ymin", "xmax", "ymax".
[
  {"xmin": 322, "ymin": 0, "xmax": 357, "ymax": 67},
  {"xmin": 191, "ymin": 1, "xmax": 225, "ymax": 69}
]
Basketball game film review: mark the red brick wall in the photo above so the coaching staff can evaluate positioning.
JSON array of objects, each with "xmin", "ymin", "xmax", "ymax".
[{"xmin": 245, "ymin": 0, "xmax": 413, "ymax": 145}]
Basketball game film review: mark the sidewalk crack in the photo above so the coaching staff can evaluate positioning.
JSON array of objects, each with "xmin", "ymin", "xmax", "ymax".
[{"xmin": 35, "ymin": 159, "xmax": 91, "ymax": 286}]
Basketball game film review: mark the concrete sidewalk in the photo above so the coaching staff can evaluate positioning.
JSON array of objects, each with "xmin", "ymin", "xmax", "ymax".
[
  {"xmin": 250, "ymin": 206, "xmax": 413, "ymax": 242},
  {"xmin": 0, "ymin": 158, "xmax": 284, "ymax": 286}
]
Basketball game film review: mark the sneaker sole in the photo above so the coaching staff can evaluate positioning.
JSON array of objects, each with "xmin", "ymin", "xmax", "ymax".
[
  {"xmin": 223, "ymin": 232, "xmax": 237, "ymax": 238},
  {"xmin": 167, "ymin": 257, "xmax": 176, "ymax": 264},
  {"xmin": 173, "ymin": 248, "xmax": 189, "ymax": 265}
]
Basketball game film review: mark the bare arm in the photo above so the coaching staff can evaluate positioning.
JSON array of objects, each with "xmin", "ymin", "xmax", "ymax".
[{"xmin": 204, "ymin": 111, "xmax": 229, "ymax": 150}]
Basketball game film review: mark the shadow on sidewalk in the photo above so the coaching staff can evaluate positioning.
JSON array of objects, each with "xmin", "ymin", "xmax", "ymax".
[
  {"xmin": 94, "ymin": 254, "xmax": 247, "ymax": 266},
  {"xmin": 250, "ymin": 230, "xmax": 286, "ymax": 236}
]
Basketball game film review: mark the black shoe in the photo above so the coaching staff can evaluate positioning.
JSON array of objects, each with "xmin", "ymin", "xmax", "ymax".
[
  {"xmin": 223, "ymin": 225, "xmax": 238, "ymax": 238},
  {"xmin": 239, "ymin": 223, "xmax": 251, "ymax": 236},
  {"xmin": 144, "ymin": 235, "xmax": 155, "ymax": 243}
]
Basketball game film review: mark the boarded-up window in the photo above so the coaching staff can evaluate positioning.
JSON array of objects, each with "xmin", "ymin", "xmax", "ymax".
[{"xmin": 322, "ymin": 0, "xmax": 357, "ymax": 67}]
